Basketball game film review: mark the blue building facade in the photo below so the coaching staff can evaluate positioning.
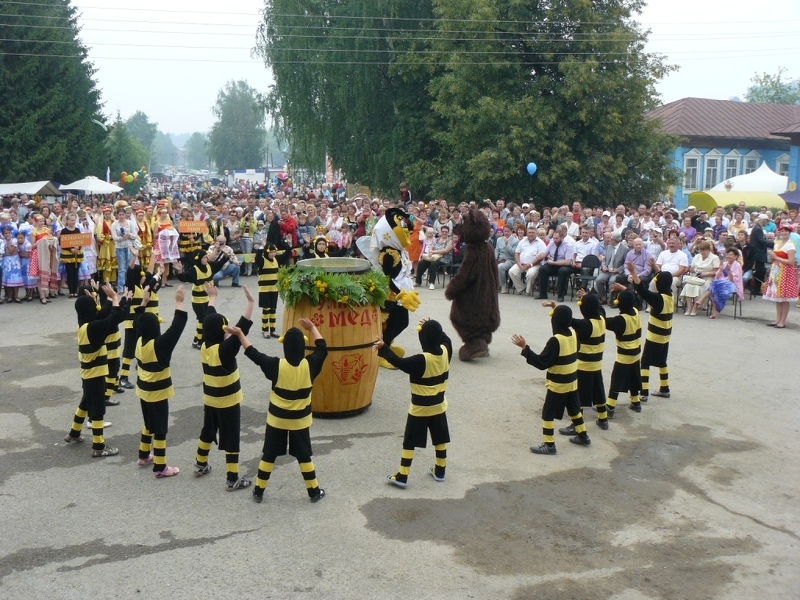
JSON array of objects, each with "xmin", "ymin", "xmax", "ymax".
[{"xmin": 647, "ymin": 98, "xmax": 800, "ymax": 209}]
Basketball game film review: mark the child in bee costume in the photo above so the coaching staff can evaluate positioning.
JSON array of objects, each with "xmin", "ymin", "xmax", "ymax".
[
  {"xmin": 512, "ymin": 305, "xmax": 591, "ymax": 455},
  {"xmin": 376, "ymin": 319, "xmax": 452, "ymax": 487},
  {"xmin": 64, "ymin": 285, "xmax": 125, "ymax": 458},
  {"xmin": 602, "ymin": 290, "xmax": 643, "ymax": 416},
  {"xmin": 543, "ymin": 293, "xmax": 610, "ymax": 434},
  {"xmin": 193, "ymin": 283, "xmax": 254, "ymax": 491},
  {"xmin": 228, "ymin": 318, "xmax": 328, "ymax": 503},
  {"xmin": 624, "ymin": 265, "xmax": 674, "ymax": 403},
  {"xmin": 257, "ymin": 244, "xmax": 281, "ymax": 338},
  {"xmin": 176, "ymin": 249, "xmax": 230, "ymax": 349},
  {"xmin": 134, "ymin": 285, "xmax": 188, "ymax": 477},
  {"xmin": 119, "ymin": 257, "xmax": 162, "ymax": 390}
]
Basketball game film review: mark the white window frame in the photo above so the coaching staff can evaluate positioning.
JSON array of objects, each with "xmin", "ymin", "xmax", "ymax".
[
  {"xmin": 744, "ymin": 151, "xmax": 761, "ymax": 175},
  {"xmin": 776, "ymin": 153, "xmax": 790, "ymax": 178},
  {"xmin": 724, "ymin": 151, "xmax": 741, "ymax": 181},
  {"xmin": 683, "ymin": 149, "xmax": 701, "ymax": 191},
  {"xmin": 704, "ymin": 149, "xmax": 722, "ymax": 190}
]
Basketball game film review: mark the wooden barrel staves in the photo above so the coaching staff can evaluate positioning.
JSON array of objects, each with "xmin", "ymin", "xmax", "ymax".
[{"xmin": 282, "ymin": 258, "xmax": 381, "ymax": 417}]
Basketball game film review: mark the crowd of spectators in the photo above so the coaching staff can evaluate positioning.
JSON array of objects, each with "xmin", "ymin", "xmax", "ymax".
[{"xmin": 1, "ymin": 182, "xmax": 798, "ymax": 325}]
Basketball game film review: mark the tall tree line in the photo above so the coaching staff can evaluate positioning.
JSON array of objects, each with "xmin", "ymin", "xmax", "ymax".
[
  {"xmin": 0, "ymin": 0, "xmax": 106, "ymax": 182},
  {"xmin": 257, "ymin": 0, "xmax": 680, "ymax": 203}
]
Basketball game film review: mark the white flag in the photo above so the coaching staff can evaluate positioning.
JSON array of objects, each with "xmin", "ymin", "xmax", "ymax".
[{"xmin": 106, "ymin": 166, "xmax": 110, "ymax": 183}]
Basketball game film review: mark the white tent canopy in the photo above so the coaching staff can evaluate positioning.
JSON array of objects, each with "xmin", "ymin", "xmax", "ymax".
[
  {"xmin": 710, "ymin": 162, "xmax": 788, "ymax": 194},
  {"xmin": 0, "ymin": 180, "xmax": 63, "ymax": 197},
  {"xmin": 60, "ymin": 176, "xmax": 123, "ymax": 194}
]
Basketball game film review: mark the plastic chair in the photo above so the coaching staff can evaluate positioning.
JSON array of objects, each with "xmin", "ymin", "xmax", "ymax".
[
  {"xmin": 570, "ymin": 254, "xmax": 601, "ymax": 300},
  {"xmin": 705, "ymin": 292, "xmax": 742, "ymax": 319}
]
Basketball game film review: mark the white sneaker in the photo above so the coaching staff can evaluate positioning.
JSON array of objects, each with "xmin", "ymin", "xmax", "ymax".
[
  {"xmin": 429, "ymin": 283, "xmax": 435, "ymax": 290},
  {"xmin": 85, "ymin": 421, "xmax": 112, "ymax": 429}
]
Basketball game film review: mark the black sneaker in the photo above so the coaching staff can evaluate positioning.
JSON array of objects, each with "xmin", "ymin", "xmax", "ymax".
[
  {"xmin": 558, "ymin": 424, "xmax": 577, "ymax": 436},
  {"xmin": 569, "ymin": 435, "xmax": 591, "ymax": 446},
  {"xmin": 606, "ymin": 408, "xmax": 615, "ymax": 419},
  {"xmin": 310, "ymin": 489, "xmax": 326, "ymax": 502},
  {"xmin": 530, "ymin": 443, "xmax": 557, "ymax": 455},
  {"xmin": 651, "ymin": 390, "xmax": 670, "ymax": 398},
  {"xmin": 231, "ymin": 283, "xmax": 241, "ymax": 288},
  {"xmin": 113, "ymin": 385, "xmax": 125, "ymax": 394},
  {"xmin": 119, "ymin": 378, "xmax": 134, "ymax": 390},
  {"xmin": 596, "ymin": 418, "xmax": 609, "ymax": 430},
  {"xmin": 640, "ymin": 395, "xmax": 648, "ymax": 403},
  {"xmin": 191, "ymin": 340, "xmax": 201, "ymax": 349},
  {"xmin": 386, "ymin": 474, "xmax": 407, "ymax": 488},
  {"xmin": 629, "ymin": 403, "xmax": 642, "ymax": 413},
  {"xmin": 252, "ymin": 490, "xmax": 263, "ymax": 503}
]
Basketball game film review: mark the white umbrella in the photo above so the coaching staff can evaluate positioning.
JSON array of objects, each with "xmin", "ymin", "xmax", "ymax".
[{"xmin": 60, "ymin": 176, "xmax": 123, "ymax": 194}]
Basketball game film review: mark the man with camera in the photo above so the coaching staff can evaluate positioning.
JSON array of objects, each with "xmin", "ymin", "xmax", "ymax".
[{"xmin": 210, "ymin": 236, "xmax": 242, "ymax": 288}]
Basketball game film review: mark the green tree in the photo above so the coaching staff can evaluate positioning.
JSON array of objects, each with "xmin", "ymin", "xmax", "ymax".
[
  {"xmin": 257, "ymin": 0, "xmax": 679, "ymax": 202},
  {"xmin": 745, "ymin": 67, "xmax": 800, "ymax": 105},
  {"xmin": 125, "ymin": 111, "xmax": 159, "ymax": 156},
  {"xmin": 184, "ymin": 132, "xmax": 209, "ymax": 170},
  {"xmin": 207, "ymin": 80, "xmax": 266, "ymax": 170},
  {"xmin": 0, "ymin": 0, "xmax": 106, "ymax": 182}
]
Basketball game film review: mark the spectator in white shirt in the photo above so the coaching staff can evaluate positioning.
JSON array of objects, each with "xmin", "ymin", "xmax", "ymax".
[
  {"xmin": 508, "ymin": 226, "xmax": 547, "ymax": 295},
  {"xmin": 651, "ymin": 237, "xmax": 689, "ymax": 294}
]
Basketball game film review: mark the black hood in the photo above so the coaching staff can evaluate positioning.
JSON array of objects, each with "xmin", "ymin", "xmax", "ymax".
[
  {"xmin": 579, "ymin": 294, "xmax": 603, "ymax": 320},
  {"xmin": 654, "ymin": 271, "xmax": 673, "ymax": 295},
  {"xmin": 551, "ymin": 305, "xmax": 573, "ymax": 336},
  {"xmin": 283, "ymin": 327, "xmax": 306, "ymax": 366},
  {"xmin": 139, "ymin": 313, "xmax": 161, "ymax": 342},
  {"xmin": 418, "ymin": 320, "xmax": 444, "ymax": 354},
  {"xmin": 616, "ymin": 290, "xmax": 637, "ymax": 316},
  {"xmin": 75, "ymin": 295, "xmax": 99, "ymax": 325},
  {"xmin": 203, "ymin": 313, "xmax": 228, "ymax": 346}
]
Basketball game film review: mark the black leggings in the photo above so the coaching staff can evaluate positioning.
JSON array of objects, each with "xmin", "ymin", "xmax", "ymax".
[{"xmin": 64, "ymin": 263, "xmax": 80, "ymax": 294}]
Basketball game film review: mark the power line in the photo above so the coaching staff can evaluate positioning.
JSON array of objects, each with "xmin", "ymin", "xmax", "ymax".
[
  {"xmin": 4, "ymin": 50, "xmax": 799, "ymax": 65},
  {"xmin": 4, "ymin": 38, "xmax": 799, "ymax": 56},
  {"xmin": 6, "ymin": 1, "xmax": 800, "ymax": 27}
]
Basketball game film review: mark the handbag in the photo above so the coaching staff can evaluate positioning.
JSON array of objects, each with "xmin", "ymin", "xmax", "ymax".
[
  {"xmin": 422, "ymin": 253, "xmax": 440, "ymax": 262},
  {"xmin": 683, "ymin": 275, "xmax": 705, "ymax": 286}
]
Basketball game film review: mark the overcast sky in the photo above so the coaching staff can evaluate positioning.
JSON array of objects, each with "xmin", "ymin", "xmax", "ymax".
[{"xmin": 67, "ymin": 0, "xmax": 800, "ymax": 136}]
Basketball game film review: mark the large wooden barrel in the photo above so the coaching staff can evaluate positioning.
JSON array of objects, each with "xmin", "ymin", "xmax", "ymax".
[{"xmin": 282, "ymin": 258, "xmax": 381, "ymax": 417}]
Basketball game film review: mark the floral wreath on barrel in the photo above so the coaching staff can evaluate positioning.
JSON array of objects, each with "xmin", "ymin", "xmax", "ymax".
[{"xmin": 277, "ymin": 266, "xmax": 390, "ymax": 309}]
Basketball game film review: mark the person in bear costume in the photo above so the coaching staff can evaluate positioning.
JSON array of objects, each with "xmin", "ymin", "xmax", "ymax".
[
  {"xmin": 362, "ymin": 207, "xmax": 421, "ymax": 369},
  {"xmin": 445, "ymin": 207, "xmax": 500, "ymax": 361}
]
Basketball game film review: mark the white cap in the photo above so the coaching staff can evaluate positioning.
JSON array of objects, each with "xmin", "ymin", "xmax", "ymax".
[
  {"xmin": 521, "ymin": 203, "xmax": 530, "ymax": 209},
  {"xmin": 602, "ymin": 211, "xmax": 611, "ymax": 217},
  {"xmin": 757, "ymin": 213, "xmax": 769, "ymax": 221},
  {"xmin": 686, "ymin": 205, "xmax": 696, "ymax": 210}
]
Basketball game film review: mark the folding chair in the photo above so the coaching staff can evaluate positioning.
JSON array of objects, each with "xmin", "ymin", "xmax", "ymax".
[{"xmin": 570, "ymin": 254, "xmax": 601, "ymax": 300}]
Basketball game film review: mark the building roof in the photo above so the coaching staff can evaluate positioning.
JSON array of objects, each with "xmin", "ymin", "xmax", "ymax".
[{"xmin": 646, "ymin": 97, "xmax": 800, "ymax": 140}]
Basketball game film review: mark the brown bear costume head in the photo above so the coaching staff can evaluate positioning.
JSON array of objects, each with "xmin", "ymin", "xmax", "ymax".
[{"xmin": 459, "ymin": 207, "xmax": 492, "ymax": 244}]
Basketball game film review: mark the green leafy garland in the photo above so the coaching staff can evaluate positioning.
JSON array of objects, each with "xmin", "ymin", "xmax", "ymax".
[{"xmin": 277, "ymin": 266, "xmax": 390, "ymax": 308}]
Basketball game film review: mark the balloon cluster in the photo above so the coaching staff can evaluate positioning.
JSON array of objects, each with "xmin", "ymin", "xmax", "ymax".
[{"xmin": 120, "ymin": 166, "xmax": 147, "ymax": 184}]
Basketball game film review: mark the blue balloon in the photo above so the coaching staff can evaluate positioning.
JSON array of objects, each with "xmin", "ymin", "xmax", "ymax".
[{"xmin": 526, "ymin": 162, "xmax": 537, "ymax": 176}]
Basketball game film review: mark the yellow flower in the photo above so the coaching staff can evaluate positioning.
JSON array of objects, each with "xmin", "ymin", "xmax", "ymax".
[{"xmin": 338, "ymin": 295, "xmax": 349, "ymax": 304}]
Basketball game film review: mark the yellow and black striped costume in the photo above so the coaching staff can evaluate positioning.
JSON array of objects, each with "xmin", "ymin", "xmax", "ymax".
[
  {"xmin": 134, "ymin": 308, "xmax": 188, "ymax": 473},
  {"xmin": 194, "ymin": 313, "xmax": 251, "ymax": 486},
  {"xmin": 258, "ymin": 254, "xmax": 280, "ymax": 333},
  {"xmin": 640, "ymin": 291, "xmax": 674, "ymax": 398},
  {"xmin": 605, "ymin": 310, "xmax": 642, "ymax": 411},
  {"xmin": 66, "ymin": 300, "xmax": 125, "ymax": 452},
  {"xmin": 379, "ymin": 327, "xmax": 452, "ymax": 486},
  {"xmin": 243, "ymin": 337, "xmax": 328, "ymax": 501},
  {"xmin": 104, "ymin": 321, "xmax": 122, "ymax": 399},
  {"xmin": 522, "ymin": 331, "xmax": 588, "ymax": 449}
]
